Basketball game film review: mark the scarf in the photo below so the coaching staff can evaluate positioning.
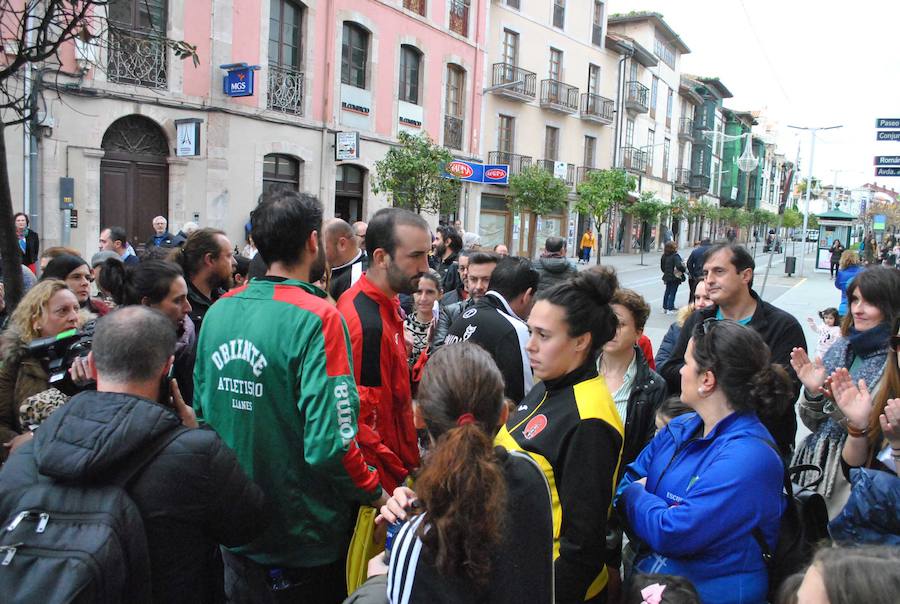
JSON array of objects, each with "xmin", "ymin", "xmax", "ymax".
[{"xmin": 846, "ymin": 322, "xmax": 892, "ymax": 359}]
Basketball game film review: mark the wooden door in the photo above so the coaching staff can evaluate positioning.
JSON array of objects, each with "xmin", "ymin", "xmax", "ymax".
[{"xmin": 100, "ymin": 158, "xmax": 168, "ymax": 250}]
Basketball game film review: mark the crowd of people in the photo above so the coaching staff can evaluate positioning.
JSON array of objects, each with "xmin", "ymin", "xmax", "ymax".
[{"xmin": 0, "ymin": 196, "xmax": 898, "ymax": 604}]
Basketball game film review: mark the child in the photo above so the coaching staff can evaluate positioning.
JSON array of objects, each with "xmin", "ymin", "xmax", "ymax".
[
  {"xmin": 654, "ymin": 396, "xmax": 693, "ymax": 432},
  {"xmin": 806, "ymin": 307, "xmax": 841, "ymax": 360},
  {"xmin": 625, "ymin": 573, "xmax": 700, "ymax": 604}
]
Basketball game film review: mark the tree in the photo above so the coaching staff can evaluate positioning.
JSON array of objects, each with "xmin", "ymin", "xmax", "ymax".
[
  {"xmin": 373, "ymin": 131, "xmax": 461, "ymax": 215},
  {"xmin": 574, "ymin": 169, "xmax": 636, "ymax": 264},
  {"xmin": 508, "ymin": 165, "xmax": 569, "ymax": 254},
  {"xmin": 796, "ymin": 177, "xmax": 822, "ymax": 198},
  {"xmin": 0, "ymin": 1, "xmax": 198, "ymax": 309},
  {"xmin": 624, "ymin": 192, "xmax": 665, "ymax": 265}
]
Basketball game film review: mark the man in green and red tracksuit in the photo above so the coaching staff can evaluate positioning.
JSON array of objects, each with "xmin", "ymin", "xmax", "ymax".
[
  {"xmin": 195, "ymin": 191, "xmax": 386, "ymax": 603},
  {"xmin": 337, "ymin": 208, "xmax": 432, "ymax": 493}
]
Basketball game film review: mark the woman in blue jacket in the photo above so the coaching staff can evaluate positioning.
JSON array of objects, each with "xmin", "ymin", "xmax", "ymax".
[
  {"xmin": 617, "ymin": 319, "xmax": 789, "ymax": 604},
  {"xmin": 834, "ymin": 249, "xmax": 862, "ymax": 316}
]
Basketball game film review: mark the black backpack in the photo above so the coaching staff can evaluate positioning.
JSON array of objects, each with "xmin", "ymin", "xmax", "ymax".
[
  {"xmin": 0, "ymin": 429, "xmax": 184, "ymax": 604},
  {"xmin": 751, "ymin": 443, "xmax": 830, "ymax": 601}
]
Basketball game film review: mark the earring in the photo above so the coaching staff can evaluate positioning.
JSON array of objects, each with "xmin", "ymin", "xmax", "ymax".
[{"xmin": 697, "ymin": 387, "xmax": 706, "ymax": 397}]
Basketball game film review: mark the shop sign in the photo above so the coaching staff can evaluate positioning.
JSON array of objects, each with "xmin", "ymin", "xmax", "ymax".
[
  {"xmin": 220, "ymin": 63, "xmax": 259, "ymax": 97},
  {"xmin": 175, "ymin": 119, "xmax": 203, "ymax": 157},
  {"xmin": 442, "ymin": 161, "xmax": 509, "ymax": 185},
  {"xmin": 335, "ymin": 131, "xmax": 360, "ymax": 161}
]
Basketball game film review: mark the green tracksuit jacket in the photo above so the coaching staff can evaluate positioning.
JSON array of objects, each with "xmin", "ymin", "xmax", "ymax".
[{"xmin": 194, "ymin": 277, "xmax": 382, "ymax": 567}]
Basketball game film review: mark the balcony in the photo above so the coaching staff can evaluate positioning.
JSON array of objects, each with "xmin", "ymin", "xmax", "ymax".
[
  {"xmin": 540, "ymin": 79, "xmax": 578, "ymax": 113},
  {"xmin": 675, "ymin": 169, "xmax": 692, "ymax": 191},
  {"xmin": 488, "ymin": 151, "xmax": 532, "ymax": 177},
  {"xmin": 490, "ymin": 63, "xmax": 536, "ymax": 101},
  {"xmin": 577, "ymin": 166, "xmax": 601, "ymax": 185},
  {"xmin": 267, "ymin": 64, "xmax": 305, "ymax": 115},
  {"xmin": 536, "ymin": 159, "xmax": 575, "ymax": 186},
  {"xmin": 690, "ymin": 174, "xmax": 712, "ymax": 193},
  {"xmin": 580, "ymin": 93, "xmax": 614, "ymax": 124},
  {"xmin": 622, "ymin": 147, "xmax": 647, "ymax": 172},
  {"xmin": 624, "ymin": 81, "xmax": 649, "ymax": 114},
  {"xmin": 107, "ymin": 27, "xmax": 168, "ymax": 89},
  {"xmin": 678, "ymin": 117, "xmax": 694, "ymax": 142},
  {"xmin": 444, "ymin": 115, "xmax": 463, "ymax": 151}
]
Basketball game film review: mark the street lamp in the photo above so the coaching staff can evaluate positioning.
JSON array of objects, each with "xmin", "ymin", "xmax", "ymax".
[{"xmin": 787, "ymin": 124, "xmax": 843, "ymax": 277}]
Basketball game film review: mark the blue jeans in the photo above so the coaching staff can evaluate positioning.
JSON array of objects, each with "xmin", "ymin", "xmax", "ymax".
[
  {"xmin": 663, "ymin": 280, "xmax": 680, "ymax": 311},
  {"xmin": 582, "ymin": 247, "xmax": 591, "ymax": 262}
]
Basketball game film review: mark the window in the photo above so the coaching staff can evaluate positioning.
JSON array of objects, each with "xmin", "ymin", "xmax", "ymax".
[
  {"xmin": 341, "ymin": 23, "xmax": 368, "ymax": 88},
  {"xmin": 654, "ymin": 35, "xmax": 676, "ymax": 69},
  {"xmin": 545, "ymin": 126, "xmax": 559, "ymax": 160},
  {"xmin": 647, "ymin": 129, "xmax": 655, "ymax": 171},
  {"xmin": 552, "ymin": 0, "xmax": 565, "ymax": 29},
  {"xmin": 268, "ymin": 0, "xmax": 303, "ymax": 68},
  {"xmin": 502, "ymin": 29, "xmax": 519, "ymax": 66},
  {"xmin": 663, "ymin": 137, "xmax": 671, "ymax": 179},
  {"xmin": 449, "ymin": 0, "xmax": 470, "ymax": 37},
  {"xmin": 666, "ymin": 87, "xmax": 673, "ymax": 127},
  {"xmin": 263, "ymin": 154, "xmax": 301, "ymax": 194},
  {"xmin": 399, "ymin": 45, "xmax": 422, "ymax": 104},
  {"xmin": 403, "ymin": 0, "xmax": 425, "ymax": 17},
  {"xmin": 592, "ymin": 1, "xmax": 604, "ymax": 45},
  {"xmin": 584, "ymin": 136, "xmax": 596, "ymax": 168},
  {"xmin": 446, "ymin": 65, "xmax": 465, "ymax": 118},
  {"xmin": 549, "ymin": 48, "xmax": 562, "ymax": 80},
  {"xmin": 587, "ymin": 64, "xmax": 601, "ymax": 94},
  {"xmin": 109, "ymin": 0, "xmax": 166, "ymax": 31},
  {"xmin": 625, "ymin": 118, "xmax": 635, "ymax": 148},
  {"xmin": 498, "ymin": 115, "xmax": 515, "ymax": 153},
  {"xmin": 629, "ymin": 60, "xmax": 638, "ymax": 82},
  {"xmin": 650, "ymin": 76, "xmax": 658, "ymax": 118},
  {"xmin": 505, "ymin": 0, "xmax": 520, "ymax": 9}
]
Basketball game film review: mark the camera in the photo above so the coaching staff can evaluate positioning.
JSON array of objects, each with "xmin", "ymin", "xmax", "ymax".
[{"xmin": 26, "ymin": 321, "xmax": 95, "ymax": 394}]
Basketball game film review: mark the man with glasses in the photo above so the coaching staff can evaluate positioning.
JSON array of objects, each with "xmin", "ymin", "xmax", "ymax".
[{"xmin": 658, "ymin": 242, "xmax": 807, "ymax": 457}]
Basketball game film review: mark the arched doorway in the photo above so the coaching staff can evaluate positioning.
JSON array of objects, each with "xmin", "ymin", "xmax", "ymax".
[
  {"xmin": 335, "ymin": 164, "xmax": 365, "ymax": 223},
  {"xmin": 100, "ymin": 115, "xmax": 169, "ymax": 250}
]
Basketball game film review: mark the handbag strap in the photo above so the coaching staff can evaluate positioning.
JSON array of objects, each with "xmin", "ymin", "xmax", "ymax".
[{"xmin": 749, "ymin": 437, "xmax": 799, "ymax": 565}]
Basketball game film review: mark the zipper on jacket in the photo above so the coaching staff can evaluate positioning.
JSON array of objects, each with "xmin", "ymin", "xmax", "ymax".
[{"xmin": 651, "ymin": 425, "xmax": 703, "ymax": 493}]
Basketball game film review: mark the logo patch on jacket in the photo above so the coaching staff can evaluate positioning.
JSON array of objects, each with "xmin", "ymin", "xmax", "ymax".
[
  {"xmin": 522, "ymin": 414, "xmax": 548, "ymax": 439},
  {"xmin": 462, "ymin": 308, "xmax": 477, "ymax": 319}
]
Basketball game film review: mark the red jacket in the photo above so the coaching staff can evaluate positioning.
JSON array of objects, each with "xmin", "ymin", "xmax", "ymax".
[{"xmin": 338, "ymin": 275, "xmax": 419, "ymax": 491}]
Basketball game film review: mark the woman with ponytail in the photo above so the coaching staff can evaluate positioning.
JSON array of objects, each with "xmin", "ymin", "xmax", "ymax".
[
  {"xmin": 496, "ymin": 266, "xmax": 624, "ymax": 604},
  {"xmin": 350, "ymin": 343, "xmax": 553, "ymax": 604},
  {"xmin": 617, "ymin": 319, "xmax": 789, "ymax": 604}
]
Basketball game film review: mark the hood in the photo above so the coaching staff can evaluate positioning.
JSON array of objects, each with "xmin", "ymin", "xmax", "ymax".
[
  {"xmin": 34, "ymin": 391, "xmax": 182, "ymax": 482},
  {"xmin": 537, "ymin": 256, "xmax": 572, "ymax": 274}
]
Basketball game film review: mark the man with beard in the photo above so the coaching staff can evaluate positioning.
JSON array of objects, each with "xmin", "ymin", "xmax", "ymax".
[
  {"xmin": 434, "ymin": 225, "xmax": 463, "ymax": 293},
  {"xmin": 170, "ymin": 228, "xmax": 236, "ymax": 333},
  {"xmin": 337, "ymin": 208, "xmax": 431, "ymax": 492}
]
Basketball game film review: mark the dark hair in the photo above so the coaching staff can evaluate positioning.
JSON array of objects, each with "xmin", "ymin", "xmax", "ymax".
[
  {"xmin": 14, "ymin": 212, "xmax": 28, "ymax": 227},
  {"xmin": 468, "ymin": 251, "xmax": 499, "ymax": 267},
  {"xmin": 703, "ymin": 242, "xmax": 755, "ymax": 288},
  {"xmin": 107, "ymin": 225, "xmax": 128, "ymax": 247},
  {"xmin": 98, "ymin": 259, "xmax": 185, "ymax": 307},
  {"xmin": 251, "ymin": 190, "xmax": 323, "ymax": 266},
  {"xmin": 169, "ymin": 227, "xmax": 226, "ymax": 277},
  {"xmin": 365, "ymin": 207, "xmax": 429, "ymax": 258},
  {"xmin": 610, "ymin": 288, "xmax": 651, "ymax": 331},
  {"xmin": 774, "ymin": 573, "xmax": 804, "ymax": 604},
  {"xmin": 656, "ymin": 396, "xmax": 692, "ymax": 422},
  {"xmin": 813, "ymin": 545, "xmax": 900, "ymax": 604},
  {"xmin": 841, "ymin": 266, "xmax": 900, "ymax": 335},
  {"xmin": 690, "ymin": 319, "xmax": 792, "ymax": 417},
  {"xmin": 488, "ymin": 256, "xmax": 538, "ymax": 301},
  {"xmin": 624, "ymin": 573, "xmax": 701, "ymax": 604},
  {"xmin": 537, "ymin": 266, "xmax": 618, "ymax": 358},
  {"xmin": 234, "ymin": 256, "xmax": 251, "ymax": 278},
  {"xmin": 544, "ymin": 236, "xmax": 565, "ymax": 253},
  {"xmin": 93, "ymin": 306, "xmax": 176, "ymax": 382},
  {"xmin": 442, "ymin": 229, "xmax": 463, "ymax": 253},
  {"xmin": 40, "ymin": 254, "xmax": 89, "ymax": 282},
  {"xmin": 818, "ymin": 307, "xmax": 839, "ymax": 322},
  {"xmin": 414, "ymin": 343, "xmax": 507, "ymax": 586},
  {"xmin": 418, "ymin": 270, "xmax": 442, "ymax": 292},
  {"xmin": 40, "ymin": 246, "xmax": 81, "ymax": 262},
  {"xmin": 247, "ymin": 254, "xmax": 268, "ymax": 280}
]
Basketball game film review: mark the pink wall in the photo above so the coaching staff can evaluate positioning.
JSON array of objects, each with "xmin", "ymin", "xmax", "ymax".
[
  {"xmin": 230, "ymin": 0, "xmax": 262, "ymax": 107},
  {"xmin": 183, "ymin": 0, "xmax": 213, "ymax": 98}
]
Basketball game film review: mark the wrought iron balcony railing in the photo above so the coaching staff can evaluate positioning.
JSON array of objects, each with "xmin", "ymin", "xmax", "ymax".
[
  {"xmin": 540, "ymin": 79, "xmax": 578, "ymax": 113},
  {"xmin": 267, "ymin": 64, "xmax": 305, "ymax": 115},
  {"xmin": 678, "ymin": 117, "xmax": 694, "ymax": 141},
  {"xmin": 690, "ymin": 174, "xmax": 712, "ymax": 193},
  {"xmin": 536, "ymin": 159, "xmax": 575, "ymax": 186},
  {"xmin": 624, "ymin": 81, "xmax": 649, "ymax": 113},
  {"xmin": 444, "ymin": 115, "xmax": 463, "ymax": 150},
  {"xmin": 577, "ymin": 166, "xmax": 601, "ymax": 184},
  {"xmin": 107, "ymin": 27, "xmax": 168, "ymax": 89},
  {"xmin": 580, "ymin": 93, "xmax": 614, "ymax": 123},
  {"xmin": 488, "ymin": 151, "xmax": 532, "ymax": 176},
  {"xmin": 490, "ymin": 63, "xmax": 536, "ymax": 100},
  {"xmin": 674, "ymin": 169, "xmax": 692, "ymax": 190},
  {"xmin": 622, "ymin": 147, "xmax": 647, "ymax": 172}
]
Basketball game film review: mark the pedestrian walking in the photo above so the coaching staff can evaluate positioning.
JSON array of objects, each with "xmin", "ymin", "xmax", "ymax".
[
  {"xmin": 580, "ymin": 228, "xmax": 596, "ymax": 264},
  {"xmin": 660, "ymin": 241, "xmax": 686, "ymax": 314},
  {"xmin": 685, "ymin": 238, "xmax": 711, "ymax": 304},
  {"xmin": 834, "ymin": 250, "xmax": 862, "ymax": 317},
  {"xmin": 829, "ymin": 239, "xmax": 844, "ymax": 279}
]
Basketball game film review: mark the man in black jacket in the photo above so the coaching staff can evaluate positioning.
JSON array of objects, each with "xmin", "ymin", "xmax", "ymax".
[
  {"xmin": 658, "ymin": 242, "xmax": 807, "ymax": 456},
  {"xmin": 445, "ymin": 256, "xmax": 537, "ymax": 404},
  {"xmin": 534, "ymin": 236, "xmax": 577, "ymax": 295},
  {"xmin": 433, "ymin": 251, "xmax": 497, "ymax": 348},
  {"xmin": 323, "ymin": 218, "xmax": 366, "ymax": 301},
  {"xmin": 685, "ymin": 237, "xmax": 711, "ymax": 304},
  {"xmin": 0, "ymin": 306, "xmax": 266, "ymax": 603}
]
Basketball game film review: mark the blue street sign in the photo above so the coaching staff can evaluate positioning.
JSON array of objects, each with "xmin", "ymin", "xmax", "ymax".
[
  {"xmin": 876, "ymin": 118, "xmax": 900, "ymax": 129},
  {"xmin": 877, "ymin": 131, "xmax": 900, "ymax": 141},
  {"xmin": 875, "ymin": 167, "xmax": 900, "ymax": 177},
  {"xmin": 875, "ymin": 156, "xmax": 900, "ymax": 167},
  {"xmin": 221, "ymin": 64, "xmax": 259, "ymax": 97},
  {"xmin": 442, "ymin": 160, "xmax": 509, "ymax": 185}
]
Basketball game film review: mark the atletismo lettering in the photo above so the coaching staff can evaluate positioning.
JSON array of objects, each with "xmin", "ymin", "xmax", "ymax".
[
  {"xmin": 211, "ymin": 339, "xmax": 268, "ymax": 377},
  {"xmin": 217, "ymin": 376, "xmax": 264, "ymax": 397},
  {"xmin": 334, "ymin": 382, "xmax": 355, "ymax": 446}
]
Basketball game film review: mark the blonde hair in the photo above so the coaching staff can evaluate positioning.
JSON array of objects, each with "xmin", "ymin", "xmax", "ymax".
[
  {"xmin": 8, "ymin": 280, "xmax": 75, "ymax": 343},
  {"xmin": 839, "ymin": 249, "xmax": 859, "ymax": 270}
]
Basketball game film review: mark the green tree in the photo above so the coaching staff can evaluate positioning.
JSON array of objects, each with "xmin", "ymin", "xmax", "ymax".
[
  {"xmin": 373, "ymin": 131, "xmax": 461, "ymax": 215},
  {"xmin": 782, "ymin": 207, "xmax": 803, "ymax": 229},
  {"xmin": 575, "ymin": 169, "xmax": 637, "ymax": 264},
  {"xmin": 624, "ymin": 192, "xmax": 666, "ymax": 265}
]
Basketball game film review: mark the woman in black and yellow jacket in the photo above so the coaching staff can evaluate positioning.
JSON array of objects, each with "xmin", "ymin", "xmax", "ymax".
[{"xmin": 496, "ymin": 267, "xmax": 624, "ymax": 604}]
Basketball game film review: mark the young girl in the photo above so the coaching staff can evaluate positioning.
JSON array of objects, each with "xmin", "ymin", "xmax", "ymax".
[
  {"xmin": 625, "ymin": 573, "xmax": 701, "ymax": 604},
  {"xmin": 654, "ymin": 396, "xmax": 693, "ymax": 432},
  {"xmin": 806, "ymin": 307, "xmax": 841, "ymax": 360}
]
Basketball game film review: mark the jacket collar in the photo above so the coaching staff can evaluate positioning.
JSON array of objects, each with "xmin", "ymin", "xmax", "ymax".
[
  {"xmin": 702, "ymin": 288, "xmax": 767, "ymax": 328},
  {"xmin": 543, "ymin": 358, "xmax": 599, "ymax": 392},
  {"xmin": 357, "ymin": 274, "xmax": 402, "ymax": 319},
  {"xmin": 484, "ymin": 290, "xmax": 522, "ymax": 320},
  {"xmin": 332, "ymin": 249, "xmax": 364, "ymax": 271},
  {"xmin": 666, "ymin": 409, "xmax": 757, "ymax": 446}
]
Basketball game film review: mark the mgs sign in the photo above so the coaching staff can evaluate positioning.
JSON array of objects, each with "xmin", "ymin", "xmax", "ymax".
[{"xmin": 222, "ymin": 65, "xmax": 257, "ymax": 97}]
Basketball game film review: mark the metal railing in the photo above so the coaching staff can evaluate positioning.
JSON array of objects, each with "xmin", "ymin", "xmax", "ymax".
[
  {"xmin": 540, "ymin": 79, "xmax": 578, "ymax": 112},
  {"xmin": 490, "ymin": 63, "xmax": 536, "ymax": 99},
  {"xmin": 580, "ymin": 93, "xmax": 614, "ymax": 122},
  {"xmin": 536, "ymin": 159, "xmax": 575, "ymax": 185},
  {"xmin": 690, "ymin": 174, "xmax": 712, "ymax": 193},
  {"xmin": 624, "ymin": 80, "xmax": 649, "ymax": 112},
  {"xmin": 444, "ymin": 115, "xmax": 463, "ymax": 150},
  {"xmin": 622, "ymin": 147, "xmax": 647, "ymax": 172},
  {"xmin": 678, "ymin": 117, "xmax": 694, "ymax": 140},
  {"xmin": 267, "ymin": 64, "xmax": 305, "ymax": 115},
  {"xmin": 675, "ymin": 169, "xmax": 692, "ymax": 189},
  {"xmin": 488, "ymin": 151, "xmax": 532, "ymax": 176},
  {"xmin": 107, "ymin": 27, "xmax": 168, "ymax": 89}
]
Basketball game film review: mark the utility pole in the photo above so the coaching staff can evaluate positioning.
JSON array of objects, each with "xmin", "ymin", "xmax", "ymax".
[{"xmin": 787, "ymin": 124, "xmax": 842, "ymax": 277}]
